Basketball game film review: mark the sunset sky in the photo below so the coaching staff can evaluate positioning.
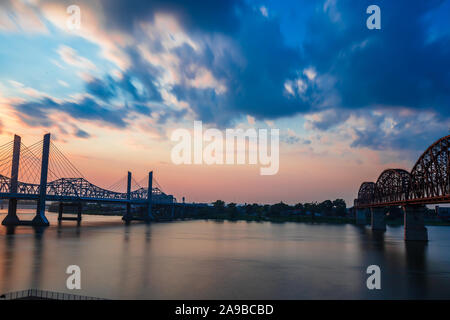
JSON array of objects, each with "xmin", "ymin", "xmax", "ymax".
[{"xmin": 0, "ymin": 0, "xmax": 449, "ymax": 205}]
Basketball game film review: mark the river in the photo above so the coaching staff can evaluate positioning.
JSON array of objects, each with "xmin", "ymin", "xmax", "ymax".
[{"xmin": 1, "ymin": 210, "xmax": 450, "ymax": 299}]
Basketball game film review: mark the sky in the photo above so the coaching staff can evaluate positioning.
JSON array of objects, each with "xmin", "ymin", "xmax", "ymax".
[{"xmin": 0, "ymin": 0, "xmax": 449, "ymax": 206}]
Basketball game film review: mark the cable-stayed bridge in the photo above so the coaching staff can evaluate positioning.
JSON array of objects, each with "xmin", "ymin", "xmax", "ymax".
[{"xmin": 0, "ymin": 133, "xmax": 177, "ymax": 226}]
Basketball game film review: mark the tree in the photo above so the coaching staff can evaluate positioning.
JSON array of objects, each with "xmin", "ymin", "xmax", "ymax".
[
  {"xmin": 227, "ymin": 202, "xmax": 238, "ymax": 219},
  {"xmin": 319, "ymin": 200, "xmax": 333, "ymax": 216},
  {"xmin": 212, "ymin": 200, "xmax": 225, "ymax": 214},
  {"xmin": 333, "ymin": 199, "xmax": 347, "ymax": 216},
  {"xmin": 294, "ymin": 203, "xmax": 304, "ymax": 212},
  {"xmin": 304, "ymin": 202, "xmax": 318, "ymax": 219},
  {"xmin": 269, "ymin": 202, "xmax": 291, "ymax": 217}
]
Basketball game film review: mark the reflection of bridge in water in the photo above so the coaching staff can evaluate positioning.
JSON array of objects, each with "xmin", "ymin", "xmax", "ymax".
[
  {"xmin": 0, "ymin": 133, "xmax": 193, "ymax": 227},
  {"xmin": 354, "ymin": 135, "xmax": 450, "ymax": 241}
]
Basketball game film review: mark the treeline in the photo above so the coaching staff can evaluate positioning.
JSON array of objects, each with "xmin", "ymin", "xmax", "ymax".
[{"xmin": 191, "ymin": 199, "xmax": 347, "ymax": 221}]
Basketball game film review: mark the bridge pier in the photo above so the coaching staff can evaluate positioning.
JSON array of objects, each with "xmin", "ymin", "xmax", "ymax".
[
  {"xmin": 58, "ymin": 202, "xmax": 82, "ymax": 223},
  {"xmin": 403, "ymin": 205, "xmax": 428, "ymax": 241},
  {"xmin": 2, "ymin": 199, "xmax": 20, "ymax": 226},
  {"xmin": 32, "ymin": 133, "xmax": 50, "ymax": 226},
  {"xmin": 355, "ymin": 208, "xmax": 367, "ymax": 225},
  {"xmin": 2, "ymin": 135, "xmax": 21, "ymax": 226},
  {"xmin": 371, "ymin": 207, "xmax": 386, "ymax": 231}
]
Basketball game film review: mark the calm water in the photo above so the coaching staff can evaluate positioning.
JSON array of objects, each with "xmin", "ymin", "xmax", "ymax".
[{"xmin": 1, "ymin": 210, "xmax": 450, "ymax": 299}]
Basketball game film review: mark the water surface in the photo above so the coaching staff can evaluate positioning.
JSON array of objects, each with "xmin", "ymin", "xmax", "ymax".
[{"xmin": 1, "ymin": 210, "xmax": 450, "ymax": 299}]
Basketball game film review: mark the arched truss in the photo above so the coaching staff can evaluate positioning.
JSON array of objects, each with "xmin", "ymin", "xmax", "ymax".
[
  {"xmin": 356, "ymin": 182, "xmax": 375, "ymax": 205},
  {"xmin": 374, "ymin": 169, "xmax": 411, "ymax": 203},
  {"xmin": 410, "ymin": 135, "xmax": 450, "ymax": 199}
]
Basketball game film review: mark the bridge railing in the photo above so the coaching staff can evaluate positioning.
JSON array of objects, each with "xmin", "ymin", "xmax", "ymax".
[{"xmin": 0, "ymin": 288, "xmax": 105, "ymax": 300}]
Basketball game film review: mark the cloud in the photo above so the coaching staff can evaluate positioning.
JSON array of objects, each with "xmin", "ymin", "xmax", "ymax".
[
  {"xmin": 38, "ymin": 1, "xmax": 450, "ymax": 124},
  {"xmin": 14, "ymin": 97, "xmax": 128, "ymax": 128},
  {"xmin": 282, "ymin": 129, "xmax": 311, "ymax": 145},
  {"xmin": 40, "ymin": 1, "xmax": 311, "ymax": 126},
  {"xmin": 85, "ymin": 77, "xmax": 117, "ymax": 102},
  {"xmin": 303, "ymin": 0, "xmax": 450, "ymax": 118},
  {"xmin": 57, "ymin": 45, "xmax": 96, "ymax": 70},
  {"xmin": 3, "ymin": 0, "xmax": 450, "ymax": 154},
  {"xmin": 83, "ymin": 50, "xmax": 164, "ymax": 112},
  {"xmin": 259, "ymin": 6, "xmax": 268, "ymax": 17},
  {"xmin": 306, "ymin": 109, "xmax": 351, "ymax": 131},
  {"xmin": 168, "ymin": 14, "xmax": 309, "ymax": 125},
  {"xmin": 99, "ymin": 0, "xmax": 244, "ymax": 35},
  {"xmin": 75, "ymin": 128, "xmax": 90, "ymax": 138},
  {"xmin": 349, "ymin": 109, "xmax": 450, "ymax": 153},
  {"xmin": 0, "ymin": 0, "xmax": 47, "ymax": 33}
]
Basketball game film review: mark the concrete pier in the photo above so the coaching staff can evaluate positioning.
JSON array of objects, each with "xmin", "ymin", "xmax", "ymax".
[
  {"xmin": 58, "ymin": 202, "xmax": 82, "ymax": 223},
  {"xmin": 356, "ymin": 208, "xmax": 367, "ymax": 225},
  {"xmin": 2, "ymin": 135, "xmax": 21, "ymax": 226},
  {"xmin": 403, "ymin": 205, "xmax": 428, "ymax": 241},
  {"xmin": 371, "ymin": 207, "xmax": 386, "ymax": 231}
]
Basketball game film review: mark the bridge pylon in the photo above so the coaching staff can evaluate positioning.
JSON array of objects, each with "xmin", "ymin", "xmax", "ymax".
[
  {"xmin": 1, "ymin": 135, "xmax": 21, "ymax": 226},
  {"xmin": 31, "ymin": 133, "xmax": 50, "ymax": 226},
  {"xmin": 145, "ymin": 171, "xmax": 154, "ymax": 222},
  {"xmin": 122, "ymin": 171, "xmax": 133, "ymax": 222}
]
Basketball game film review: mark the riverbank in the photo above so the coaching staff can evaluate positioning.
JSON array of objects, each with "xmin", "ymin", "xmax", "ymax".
[
  {"xmin": 189, "ymin": 214, "xmax": 450, "ymax": 226},
  {"xmin": 46, "ymin": 202, "xmax": 450, "ymax": 226}
]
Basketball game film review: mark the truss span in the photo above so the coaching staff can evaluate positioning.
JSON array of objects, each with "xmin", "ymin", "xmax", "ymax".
[
  {"xmin": 355, "ymin": 135, "xmax": 450, "ymax": 208},
  {"xmin": 0, "ymin": 174, "xmax": 173, "ymax": 204},
  {"xmin": 410, "ymin": 135, "xmax": 450, "ymax": 199}
]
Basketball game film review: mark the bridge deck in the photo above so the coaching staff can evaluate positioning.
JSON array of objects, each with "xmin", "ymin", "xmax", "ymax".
[
  {"xmin": 0, "ymin": 192, "xmax": 173, "ymax": 205},
  {"xmin": 355, "ymin": 195, "xmax": 450, "ymax": 209}
]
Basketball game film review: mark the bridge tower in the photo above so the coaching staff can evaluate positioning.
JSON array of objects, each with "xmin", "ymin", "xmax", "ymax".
[
  {"xmin": 32, "ymin": 133, "xmax": 50, "ymax": 226},
  {"xmin": 1, "ymin": 135, "xmax": 22, "ymax": 226},
  {"xmin": 146, "ymin": 171, "xmax": 154, "ymax": 222},
  {"xmin": 122, "ymin": 171, "xmax": 133, "ymax": 222}
]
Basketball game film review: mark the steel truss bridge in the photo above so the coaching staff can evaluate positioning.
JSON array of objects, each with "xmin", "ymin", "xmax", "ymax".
[
  {"xmin": 355, "ymin": 135, "xmax": 450, "ymax": 208},
  {"xmin": 353, "ymin": 134, "xmax": 450, "ymax": 241},
  {"xmin": 0, "ymin": 175, "xmax": 173, "ymax": 204},
  {"xmin": 0, "ymin": 133, "xmax": 177, "ymax": 226}
]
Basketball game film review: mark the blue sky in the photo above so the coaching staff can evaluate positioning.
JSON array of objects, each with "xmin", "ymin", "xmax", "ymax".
[{"xmin": 0, "ymin": 0, "xmax": 449, "ymax": 204}]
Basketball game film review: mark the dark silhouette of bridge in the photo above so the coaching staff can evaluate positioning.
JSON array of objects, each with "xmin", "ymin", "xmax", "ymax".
[
  {"xmin": 0, "ymin": 133, "xmax": 181, "ymax": 227},
  {"xmin": 354, "ymin": 135, "xmax": 450, "ymax": 241}
]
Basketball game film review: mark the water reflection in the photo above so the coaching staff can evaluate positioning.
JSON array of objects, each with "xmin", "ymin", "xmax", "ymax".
[
  {"xmin": 2, "ymin": 228, "xmax": 15, "ymax": 290},
  {"xmin": 31, "ymin": 226, "xmax": 46, "ymax": 289},
  {"xmin": 1, "ymin": 213, "xmax": 450, "ymax": 299},
  {"xmin": 405, "ymin": 241, "xmax": 428, "ymax": 299}
]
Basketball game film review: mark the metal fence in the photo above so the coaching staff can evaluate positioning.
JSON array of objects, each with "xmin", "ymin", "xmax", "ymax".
[{"xmin": 0, "ymin": 288, "xmax": 105, "ymax": 300}]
